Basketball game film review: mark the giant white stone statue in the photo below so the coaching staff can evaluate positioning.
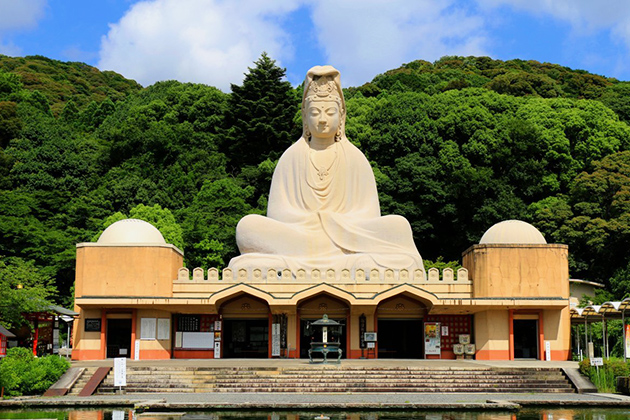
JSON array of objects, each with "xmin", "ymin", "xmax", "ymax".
[{"xmin": 228, "ymin": 66, "xmax": 424, "ymax": 276}]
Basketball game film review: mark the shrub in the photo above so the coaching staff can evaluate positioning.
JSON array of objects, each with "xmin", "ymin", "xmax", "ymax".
[
  {"xmin": 578, "ymin": 357, "xmax": 630, "ymax": 393},
  {"xmin": 0, "ymin": 347, "xmax": 70, "ymax": 397}
]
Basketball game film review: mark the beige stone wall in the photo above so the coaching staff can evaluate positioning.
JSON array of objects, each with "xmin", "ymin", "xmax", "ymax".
[
  {"xmin": 474, "ymin": 310, "xmax": 510, "ymax": 359},
  {"xmin": 137, "ymin": 308, "xmax": 172, "ymax": 357},
  {"xmin": 221, "ymin": 295, "xmax": 269, "ymax": 319},
  {"xmin": 544, "ymin": 307, "xmax": 571, "ymax": 359},
  {"xmin": 76, "ymin": 244, "xmax": 183, "ymax": 298},
  {"xmin": 463, "ymin": 244, "xmax": 569, "ymax": 299},
  {"xmin": 73, "ymin": 308, "xmax": 102, "ymax": 352}
]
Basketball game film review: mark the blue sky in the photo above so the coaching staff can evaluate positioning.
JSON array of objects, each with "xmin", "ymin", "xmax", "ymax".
[{"xmin": 1, "ymin": 0, "xmax": 629, "ymax": 91}]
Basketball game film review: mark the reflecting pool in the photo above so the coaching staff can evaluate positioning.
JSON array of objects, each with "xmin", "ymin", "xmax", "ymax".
[{"xmin": 1, "ymin": 409, "xmax": 630, "ymax": 420}]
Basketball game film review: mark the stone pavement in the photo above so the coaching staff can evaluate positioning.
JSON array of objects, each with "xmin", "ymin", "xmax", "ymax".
[
  {"xmin": 2, "ymin": 359, "xmax": 630, "ymax": 411},
  {"xmin": 2, "ymin": 390, "xmax": 630, "ymax": 411}
]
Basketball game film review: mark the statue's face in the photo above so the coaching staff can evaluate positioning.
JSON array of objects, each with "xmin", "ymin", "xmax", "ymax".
[{"xmin": 306, "ymin": 100, "xmax": 340, "ymax": 140}]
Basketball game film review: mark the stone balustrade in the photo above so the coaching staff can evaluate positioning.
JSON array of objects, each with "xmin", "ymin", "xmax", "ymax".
[{"xmin": 174, "ymin": 266, "xmax": 470, "ymax": 284}]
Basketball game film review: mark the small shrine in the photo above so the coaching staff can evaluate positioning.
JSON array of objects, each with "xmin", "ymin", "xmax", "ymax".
[{"xmin": 308, "ymin": 314, "xmax": 343, "ymax": 364}]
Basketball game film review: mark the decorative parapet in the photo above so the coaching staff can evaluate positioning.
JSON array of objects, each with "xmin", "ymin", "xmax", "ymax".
[{"xmin": 173, "ymin": 266, "xmax": 471, "ymax": 284}]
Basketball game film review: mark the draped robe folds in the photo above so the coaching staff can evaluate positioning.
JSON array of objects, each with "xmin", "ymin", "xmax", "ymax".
[{"xmin": 228, "ymin": 137, "xmax": 424, "ymax": 275}]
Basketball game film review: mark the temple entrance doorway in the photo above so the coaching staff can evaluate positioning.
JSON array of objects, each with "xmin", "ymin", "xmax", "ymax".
[
  {"xmin": 106, "ymin": 318, "xmax": 132, "ymax": 358},
  {"xmin": 514, "ymin": 319, "xmax": 539, "ymax": 359},
  {"xmin": 219, "ymin": 294, "xmax": 270, "ymax": 358},
  {"xmin": 222, "ymin": 319, "xmax": 268, "ymax": 358},
  {"xmin": 377, "ymin": 319, "xmax": 424, "ymax": 358},
  {"xmin": 376, "ymin": 294, "xmax": 428, "ymax": 359},
  {"xmin": 298, "ymin": 294, "xmax": 348, "ymax": 359}
]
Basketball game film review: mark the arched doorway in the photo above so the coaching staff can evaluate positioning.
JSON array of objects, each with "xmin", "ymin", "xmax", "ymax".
[
  {"xmin": 297, "ymin": 293, "xmax": 349, "ymax": 359},
  {"xmin": 376, "ymin": 294, "xmax": 428, "ymax": 358},
  {"xmin": 219, "ymin": 294, "xmax": 270, "ymax": 358}
]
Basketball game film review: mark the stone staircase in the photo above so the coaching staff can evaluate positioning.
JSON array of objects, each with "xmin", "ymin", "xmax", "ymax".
[
  {"xmin": 96, "ymin": 366, "xmax": 576, "ymax": 393},
  {"xmin": 67, "ymin": 366, "xmax": 100, "ymax": 396}
]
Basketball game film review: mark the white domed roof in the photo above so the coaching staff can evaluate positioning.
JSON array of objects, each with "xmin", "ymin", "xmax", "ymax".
[
  {"xmin": 479, "ymin": 220, "xmax": 547, "ymax": 245},
  {"xmin": 97, "ymin": 219, "xmax": 166, "ymax": 244}
]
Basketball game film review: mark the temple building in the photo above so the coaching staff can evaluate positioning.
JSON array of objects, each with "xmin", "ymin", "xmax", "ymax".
[{"xmin": 71, "ymin": 218, "xmax": 570, "ymax": 361}]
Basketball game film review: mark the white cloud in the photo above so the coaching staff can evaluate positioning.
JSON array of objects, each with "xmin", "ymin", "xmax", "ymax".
[
  {"xmin": 98, "ymin": 0, "xmax": 301, "ymax": 90},
  {"xmin": 0, "ymin": 41, "xmax": 22, "ymax": 56},
  {"xmin": 0, "ymin": 0, "xmax": 47, "ymax": 33},
  {"xmin": 309, "ymin": 0, "xmax": 488, "ymax": 87}
]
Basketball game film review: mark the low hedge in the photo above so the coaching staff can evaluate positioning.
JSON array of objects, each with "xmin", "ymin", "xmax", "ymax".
[
  {"xmin": 0, "ymin": 347, "xmax": 70, "ymax": 397},
  {"xmin": 579, "ymin": 358, "xmax": 630, "ymax": 393}
]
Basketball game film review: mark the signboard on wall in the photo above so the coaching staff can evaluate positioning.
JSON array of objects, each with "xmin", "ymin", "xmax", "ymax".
[
  {"xmin": 214, "ymin": 341, "xmax": 221, "ymax": 358},
  {"xmin": 626, "ymin": 324, "xmax": 630, "ymax": 359},
  {"xmin": 424, "ymin": 322, "xmax": 441, "ymax": 356},
  {"xmin": 157, "ymin": 319, "xmax": 170, "ymax": 340},
  {"xmin": 84, "ymin": 319, "xmax": 101, "ymax": 332},
  {"xmin": 182, "ymin": 332, "xmax": 214, "ymax": 349},
  {"xmin": 272, "ymin": 323, "xmax": 281, "ymax": 356},
  {"xmin": 140, "ymin": 318, "xmax": 156, "ymax": 340}
]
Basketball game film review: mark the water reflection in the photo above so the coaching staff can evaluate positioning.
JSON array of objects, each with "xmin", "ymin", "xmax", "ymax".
[{"xmin": 1, "ymin": 409, "xmax": 630, "ymax": 420}]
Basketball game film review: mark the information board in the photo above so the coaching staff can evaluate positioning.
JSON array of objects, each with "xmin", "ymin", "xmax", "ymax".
[
  {"xmin": 424, "ymin": 322, "xmax": 441, "ymax": 356},
  {"xmin": 182, "ymin": 332, "xmax": 214, "ymax": 349},
  {"xmin": 271, "ymin": 323, "xmax": 280, "ymax": 357},
  {"xmin": 157, "ymin": 318, "xmax": 170, "ymax": 340},
  {"xmin": 140, "ymin": 318, "xmax": 156, "ymax": 340},
  {"xmin": 591, "ymin": 357, "xmax": 604, "ymax": 366},
  {"xmin": 114, "ymin": 357, "xmax": 126, "ymax": 387},
  {"xmin": 626, "ymin": 324, "xmax": 630, "ymax": 359}
]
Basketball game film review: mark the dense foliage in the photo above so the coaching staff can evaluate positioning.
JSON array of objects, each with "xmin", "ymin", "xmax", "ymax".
[
  {"xmin": 0, "ymin": 347, "xmax": 70, "ymax": 396},
  {"xmin": 579, "ymin": 357, "xmax": 630, "ymax": 393},
  {"xmin": 2, "ymin": 53, "xmax": 630, "ymax": 319}
]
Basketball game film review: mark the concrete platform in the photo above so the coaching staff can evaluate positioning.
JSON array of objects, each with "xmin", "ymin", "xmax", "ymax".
[
  {"xmin": 2, "ymin": 390, "xmax": 630, "ymax": 411},
  {"xmin": 2, "ymin": 359, "xmax": 625, "ymax": 411},
  {"xmin": 69, "ymin": 358, "xmax": 581, "ymax": 369}
]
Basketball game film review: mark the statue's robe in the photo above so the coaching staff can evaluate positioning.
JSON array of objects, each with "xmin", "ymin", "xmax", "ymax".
[{"xmin": 228, "ymin": 137, "xmax": 423, "ymax": 275}]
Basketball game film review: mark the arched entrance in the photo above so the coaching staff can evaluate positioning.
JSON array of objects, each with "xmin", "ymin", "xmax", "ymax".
[
  {"xmin": 219, "ymin": 294, "xmax": 270, "ymax": 358},
  {"xmin": 297, "ymin": 293, "xmax": 349, "ymax": 358},
  {"xmin": 376, "ymin": 294, "xmax": 428, "ymax": 358}
]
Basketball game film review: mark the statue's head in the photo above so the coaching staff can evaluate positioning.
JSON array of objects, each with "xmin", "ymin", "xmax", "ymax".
[{"xmin": 302, "ymin": 65, "xmax": 346, "ymax": 142}]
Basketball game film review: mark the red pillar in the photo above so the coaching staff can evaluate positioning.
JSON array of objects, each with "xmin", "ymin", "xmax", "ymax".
[
  {"xmin": 508, "ymin": 310, "xmax": 514, "ymax": 360},
  {"xmin": 268, "ymin": 312, "xmax": 273, "ymax": 358},
  {"xmin": 345, "ymin": 311, "xmax": 351, "ymax": 359},
  {"xmin": 131, "ymin": 309, "xmax": 137, "ymax": 359},
  {"xmin": 100, "ymin": 309, "xmax": 107, "ymax": 359},
  {"xmin": 32, "ymin": 318, "xmax": 39, "ymax": 356},
  {"xmin": 538, "ymin": 311, "xmax": 545, "ymax": 360}
]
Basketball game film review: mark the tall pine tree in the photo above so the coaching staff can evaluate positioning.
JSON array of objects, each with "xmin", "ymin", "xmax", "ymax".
[{"xmin": 224, "ymin": 53, "xmax": 299, "ymax": 172}]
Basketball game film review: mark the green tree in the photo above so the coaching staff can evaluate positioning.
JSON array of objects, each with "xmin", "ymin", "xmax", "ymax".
[
  {"xmin": 182, "ymin": 178, "xmax": 257, "ymax": 269},
  {"xmin": 224, "ymin": 53, "xmax": 299, "ymax": 171},
  {"xmin": 0, "ymin": 256, "xmax": 57, "ymax": 329},
  {"xmin": 92, "ymin": 204, "xmax": 184, "ymax": 251}
]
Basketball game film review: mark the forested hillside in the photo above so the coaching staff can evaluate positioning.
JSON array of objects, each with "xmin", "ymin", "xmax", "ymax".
[{"xmin": 2, "ymin": 53, "xmax": 630, "ymax": 322}]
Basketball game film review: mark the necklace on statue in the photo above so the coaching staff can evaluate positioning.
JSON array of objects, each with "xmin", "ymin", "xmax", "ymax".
[{"xmin": 309, "ymin": 146, "xmax": 338, "ymax": 180}]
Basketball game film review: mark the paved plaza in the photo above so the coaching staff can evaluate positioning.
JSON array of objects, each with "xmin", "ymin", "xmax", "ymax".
[{"xmin": 2, "ymin": 359, "xmax": 630, "ymax": 410}]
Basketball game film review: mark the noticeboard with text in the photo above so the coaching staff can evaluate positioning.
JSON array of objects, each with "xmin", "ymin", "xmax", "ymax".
[{"xmin": 424, "ymin": 322, "xmax": 441, "ymax": 356}]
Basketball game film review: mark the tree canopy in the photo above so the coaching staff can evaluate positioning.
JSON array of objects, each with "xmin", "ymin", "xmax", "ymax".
[{"xmin": 2, "ymin": 53, "xmax": 630, "ymax": 314}]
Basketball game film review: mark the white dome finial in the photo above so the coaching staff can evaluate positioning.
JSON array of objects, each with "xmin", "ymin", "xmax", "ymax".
[
  {"xmin": 479, "ymin": 220, "xmax": 546, "ymax": 245},
  {"xmin": 97, "ymin": 219, "xmax": 166, "ymax": 244}
]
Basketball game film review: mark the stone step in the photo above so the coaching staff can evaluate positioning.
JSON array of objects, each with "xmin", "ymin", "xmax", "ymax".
[
  {"xmin": 92, "ymin": 366, "xmax": 576, "ymax": 394},
  {"xmin": 214, "ymin": 386, "xmax": 575, "ymax": 393},
  {"xmin": 209, "ymin": 377, "xmax": 570, "ymax": 384},
  {"xmin": 214, "ymin": 380, "xmax": 569, "ymax": 387},
  {"xmin": 114, "ymin": 370, "xmax": 565, "ymax": 378}
]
